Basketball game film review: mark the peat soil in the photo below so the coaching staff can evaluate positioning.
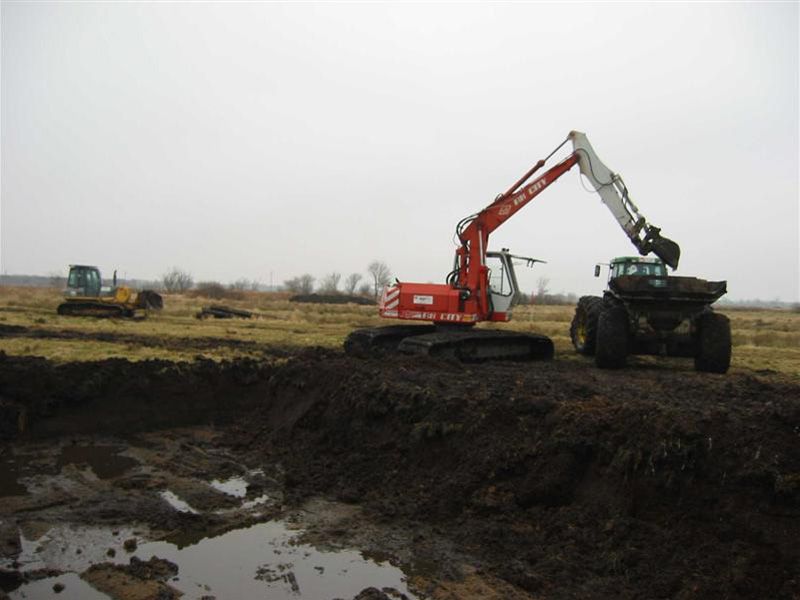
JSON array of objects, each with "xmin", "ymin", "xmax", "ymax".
[
  {"xmin": 0, "ymin": 323, "xmax": 291, "ymax": 358},
  {"xmin": 0, "ymin": 348, "xmax": 799, "ymax": 599}
]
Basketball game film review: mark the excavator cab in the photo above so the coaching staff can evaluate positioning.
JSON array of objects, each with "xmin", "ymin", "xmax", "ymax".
[
  {"xmin": 65, "ymin": 265, "xmax": 102, "ymax": 298},
  {"xmin": 486, "ymin": 249, "xmax": 545, "ymax": 318},
  {"xmin": 486, "ymin": 251, "xmax": 520, "ymax": 316}
]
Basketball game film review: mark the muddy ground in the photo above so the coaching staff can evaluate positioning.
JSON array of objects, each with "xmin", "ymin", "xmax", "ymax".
[{"xmin": 0, "ymin": 344, "xmax": 799, "ymax": 599}]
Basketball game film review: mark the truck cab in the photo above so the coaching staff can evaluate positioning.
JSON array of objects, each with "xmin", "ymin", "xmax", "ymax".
[{"xmin": 598, "ymin": 256, "xmax": 668, "ymax": 288}]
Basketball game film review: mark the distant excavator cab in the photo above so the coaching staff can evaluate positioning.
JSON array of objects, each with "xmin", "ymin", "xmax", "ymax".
[{"xmin": 65, "ymin": 265, "xmax": 102, "ymax": 298}]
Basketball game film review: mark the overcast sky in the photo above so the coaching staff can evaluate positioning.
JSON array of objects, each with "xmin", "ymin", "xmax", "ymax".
[{"xmin": 2, "ymin": 2, "xmax": 798, "ymax": 301}]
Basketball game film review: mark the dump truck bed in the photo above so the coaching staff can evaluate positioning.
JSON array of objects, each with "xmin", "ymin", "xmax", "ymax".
[{"xmin": 609, "ymin": 275, "xmax": 727, "ymax": 311}]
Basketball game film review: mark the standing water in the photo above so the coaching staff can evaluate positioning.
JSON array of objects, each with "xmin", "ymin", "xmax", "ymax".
[{"xmin": 7, "ymin": 519, "xmax": 418, "ymax": 599}]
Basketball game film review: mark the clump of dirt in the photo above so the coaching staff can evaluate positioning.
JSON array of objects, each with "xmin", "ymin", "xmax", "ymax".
[
  {"xmin": 341, "ymin": 588, "xmax": 409, "ymax": 600},
  {"xmin": 81, "ymin": 556, "xmax": 179, "ymax": 600},
  {"xmin": 228, "ymin": 353, "xmax": 800, "ymax": 599}
]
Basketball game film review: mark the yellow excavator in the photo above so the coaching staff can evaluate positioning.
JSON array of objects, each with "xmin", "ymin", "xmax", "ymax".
[{"xmin": 57, "ymin": 265, "xmax": 163, "ymax": 318}]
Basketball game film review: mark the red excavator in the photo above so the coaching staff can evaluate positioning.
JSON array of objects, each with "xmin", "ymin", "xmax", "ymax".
[{"xmin": 345, "ymin": 131, "xmax": 681, "ymax": 361}]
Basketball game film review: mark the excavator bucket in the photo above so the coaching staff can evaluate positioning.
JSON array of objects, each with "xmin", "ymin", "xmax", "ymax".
[{"xmin": 649, "ymin": 233, "xmax": 681, "ymax": 270}]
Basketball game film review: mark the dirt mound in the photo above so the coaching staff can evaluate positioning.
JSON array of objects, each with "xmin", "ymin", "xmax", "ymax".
[
  {"xmin": 228, "ymin": 353, "xmax": 800, "ymax": 599},
  {"xmin": 82, "ymin": 557, "xmax": 180, "ymax": 599}
]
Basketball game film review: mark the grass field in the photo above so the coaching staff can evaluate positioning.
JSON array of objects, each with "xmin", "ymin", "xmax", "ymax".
[{"xmin": 0, "ymin": 286, "xmax": 798, "ymax": 376}]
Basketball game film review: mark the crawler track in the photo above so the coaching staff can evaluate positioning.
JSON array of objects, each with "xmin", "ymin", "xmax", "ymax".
[{"xmin": 345, "ymin": 325, "xmax": 554, "ymax": 361}]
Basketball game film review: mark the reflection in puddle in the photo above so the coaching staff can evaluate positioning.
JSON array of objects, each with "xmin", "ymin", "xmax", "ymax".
[
  {"xmin": 57, "ymin": 445, "xmax": 138, "ymax": 480},
  {"xmin": 8, "ymin": 573, "xmax": 110, "ymax": 600},
  {"xmin": 241, "ymin": 494, "xmax": 270, "ymax": 510},
  {"xmin": 3, "ymin": 525, "xmax": 139, "ymax": 574},
  {"xmin": 6, "ymin": 521, "xmax": 418, "ymax": 600},
  {"xmin": 160, "ymin": 490, "xmax": 199, "ymax": 514},
  {"xmin": 138, "ymin": 521, "xmax": 418, "ymax": 600},
  {"xmin": 209, "ymin": 475, "xmax": 248, "ymax": 498}
]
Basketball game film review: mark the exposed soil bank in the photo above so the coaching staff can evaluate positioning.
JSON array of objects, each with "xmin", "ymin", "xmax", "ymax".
[
  {"xmin": 0, "ymin": 351, "xmax": 275, "ymax": 439},
  {"xmin": 228, "ymin": 354, "xmax": 800, "ymax": 599},
  {"xmin": 0, "ymin": 323, "xmax": 291, "ymax": 357},
  {"xmin": 1, "ymin": 351, "xmax": 799, "ymax": 598}
]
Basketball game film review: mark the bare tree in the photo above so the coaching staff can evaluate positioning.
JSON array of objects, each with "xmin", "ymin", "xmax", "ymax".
[
  {"xmin": 298, "ymin": 274, "xmax": 315, "ymax": 294},
  {"xmin": 344, "ymin": 273, "xmax": 362, "ymax": 294},
  {"xmin": 320, "ymin": 272, "xmax": 342, "ymax": 294},
  {"xmin": 195, "ymin": 281, "xmax": 230, "ymax": 299},
  {"xmin": 535, "ymin": 276, "xmax": 550, "ymax": 304},
  {"xmin": 284, "ymin": 274, "xmax": 315, "ymax": 294},
  {"xmin": 357, "ymin": 283, "xmax": 372, "ymax": 296},
  {"xmin": 229, "ymin": 278, "xmax": 251, "ymax": 291},
  {"xmin": 367, "ymin": 261, "xmax": 392, "ymax": 298},
  {"xmin": 162, "ymin": 267, "xmax": 194, "ymax": 293}
]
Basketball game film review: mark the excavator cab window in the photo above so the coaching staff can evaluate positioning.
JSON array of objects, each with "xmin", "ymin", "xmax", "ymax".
[
  {"xmin": 487, "ymin": 254, "xmax": 514, "ymax": 297},
  {"xmin": 486, "ymin": 251, "xmax": 522, "ymax": 317},
  {"xmin": 86, "ymin": 269, "xmax": 101, "ymax": 296},
  {"xmin": 67, "ymin": 269, "xmax": 80, "ymax": 289}
]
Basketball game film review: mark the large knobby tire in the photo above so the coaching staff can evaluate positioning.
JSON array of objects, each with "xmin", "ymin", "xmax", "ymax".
[
  {"xmin": 570, "ymin": 296, "xmax": 603, "ymax": 355},
  {"xmin": 694, "ymin": 312, "xmax": 731, "ymax": 373},
  {"xmin": 595, "ymin": 305, "xmax": 630, "ymax": 369}
]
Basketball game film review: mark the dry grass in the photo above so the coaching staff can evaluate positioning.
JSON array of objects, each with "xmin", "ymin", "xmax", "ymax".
[{"xmin": 0, "ymin": 286, "xmax": 798, "ymax": 376}]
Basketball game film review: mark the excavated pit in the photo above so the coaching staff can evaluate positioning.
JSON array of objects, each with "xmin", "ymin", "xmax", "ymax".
[{"xmin": 0, "ymin": 349, "xmax": 799, "ymax": 599}]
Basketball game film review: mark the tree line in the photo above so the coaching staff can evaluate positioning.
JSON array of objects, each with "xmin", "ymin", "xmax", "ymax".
[
  {"xmin": 281, "ymin": 261, "xmax": 391, "ymax": 297},
  {"xmin": 160, "ymin": 260, "xmax": 393, "ymax": 298}
]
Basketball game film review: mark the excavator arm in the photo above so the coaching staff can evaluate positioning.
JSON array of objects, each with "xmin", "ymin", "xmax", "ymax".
[
  {"xmin": 455, "ymin": 131, "xmax": 680, "ymax": 297},
  {"xmin": 569, "ymin": 131, "xmax": 680, "ymax": 269}
]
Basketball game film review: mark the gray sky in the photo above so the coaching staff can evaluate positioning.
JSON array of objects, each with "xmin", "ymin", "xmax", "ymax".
[{"xmin": 2, "ymin": 2, "xmax": 798, "ymax": 301}]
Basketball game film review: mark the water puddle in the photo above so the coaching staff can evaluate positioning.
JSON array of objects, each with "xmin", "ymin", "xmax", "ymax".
[
  {"xmin": 136, "ymin": 521, "xmax": 418, "ymax": 599},
  {"xmin": 209, "ymin": 475, "xmax": 249, "ymax": 498},
  {"xmin": 6, "ymin": 520, "xmax": 418, "ymax": 600},
  {"xmin": 159, "ymin": 490, "xmax": 200, "ymax": 514},
  {"xmin": 8, "ymin": 573, "xmax": 110, "ymax": 600},
  {"xmin": 0, "ymin": 444, "xmax": 139, "ymax": 498},
  {"xmin": 4, "ymin": 525, "xmax": 139, "ymax": 574},
  {"xmin": 56, "ymin": 445, "xmax": 138, "ymax": 480},
  {"xmin": 241, "ymin": 494, "xmax": 271, "ymax": 510}
]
